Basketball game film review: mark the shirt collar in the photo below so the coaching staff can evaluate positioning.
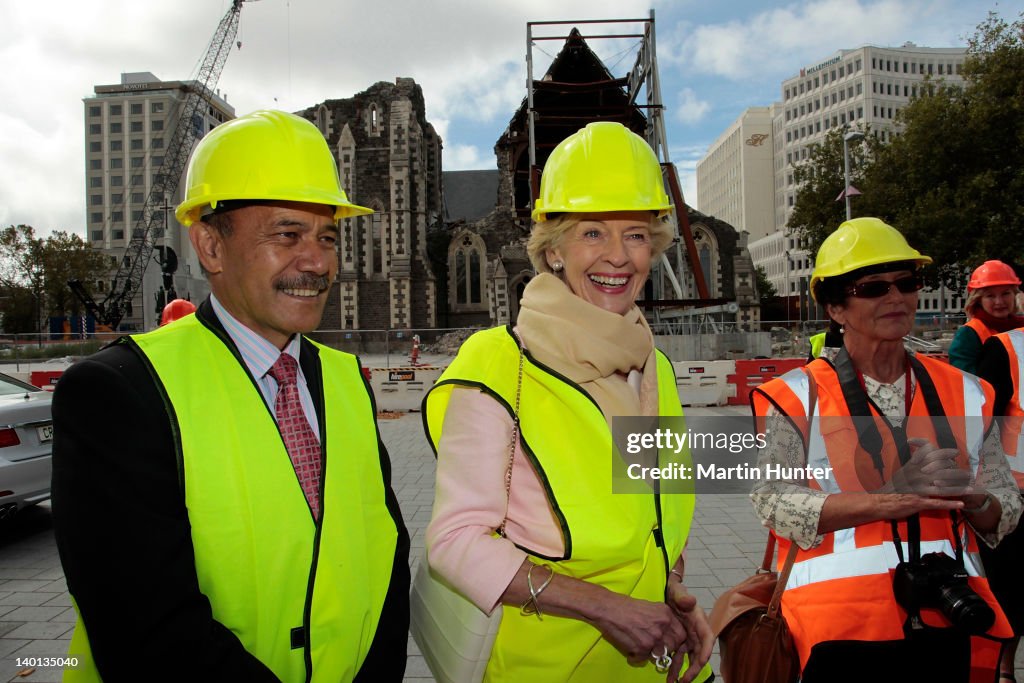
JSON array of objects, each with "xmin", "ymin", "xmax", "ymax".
[{"xmin": 209, "ymin": 294, "xmax": 302, "ymax": 380}]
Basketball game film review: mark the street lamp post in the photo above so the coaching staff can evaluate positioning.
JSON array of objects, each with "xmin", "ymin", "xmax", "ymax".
[{"xmin": 843, "ymin": 130, "xmax": 865, "ymax": 220}]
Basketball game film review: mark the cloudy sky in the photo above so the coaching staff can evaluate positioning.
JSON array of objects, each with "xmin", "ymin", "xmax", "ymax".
[{"xmin": 1, "ymin": 0, "xmax": 1017, "ymax": 235}]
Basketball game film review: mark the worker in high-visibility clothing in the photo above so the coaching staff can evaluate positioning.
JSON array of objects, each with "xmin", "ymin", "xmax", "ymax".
[
  {"xmin": 52, "ymin": 111, "xmax": 410, "ymax": 682},
  {"xmin": 751, "ymin": 217, "xmax": 1021, "ymax": 682},
  {"xmin": 422, "ymin": 122, "xmax": 713, "ymax": 683},
  {"xmin": 949, "ymin": 260, "xmax": 1023, "ymax": 374},
  {"xmin": 977, "ymin": 328, "xmax": 1024, "ymax": 682}
]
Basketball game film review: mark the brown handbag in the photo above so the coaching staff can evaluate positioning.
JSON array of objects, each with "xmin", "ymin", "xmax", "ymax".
[{"xmin": 708, "ymin": 533, "xmax": 801, "ymax": 683}]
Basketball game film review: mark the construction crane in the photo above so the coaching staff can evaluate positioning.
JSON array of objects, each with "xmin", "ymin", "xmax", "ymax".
[{"xmin": 69, "ymin": 0, "xmax": 248, "ymax": 331}]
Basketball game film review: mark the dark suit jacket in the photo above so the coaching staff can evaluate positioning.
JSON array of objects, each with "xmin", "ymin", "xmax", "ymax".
[{"xmin": 52, "ymin": 299, "xmax": 410, "ymax": 682}]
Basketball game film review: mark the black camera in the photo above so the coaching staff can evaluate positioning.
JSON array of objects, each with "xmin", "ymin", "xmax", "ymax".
[{"xmin": 892, "ymin": 552, "xmax": 994, "ymax": 634}]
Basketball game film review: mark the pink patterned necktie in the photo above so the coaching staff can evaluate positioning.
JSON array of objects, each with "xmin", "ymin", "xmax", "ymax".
[{"xmin": 268, "ymin": 353, "xmax": 321, "ymax": 520}]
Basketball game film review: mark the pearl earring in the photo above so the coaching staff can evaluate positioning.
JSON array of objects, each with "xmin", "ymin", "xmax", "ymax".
[{"xmin": 552, "ymin": 261, "xmax": 564, "ymax": 272}]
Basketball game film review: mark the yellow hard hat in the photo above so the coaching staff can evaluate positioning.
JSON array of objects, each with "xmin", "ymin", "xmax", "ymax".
[
  {"xmin": 810, "ymin": 217, "xmax": 932, "ymax": 297},
  {"xmin": 175, "ymin": 110, "xmax": 372, "ymax": 227},
  {"xmin": 531, "ymin": 122, "xmax": 672, "ymax": 222}
]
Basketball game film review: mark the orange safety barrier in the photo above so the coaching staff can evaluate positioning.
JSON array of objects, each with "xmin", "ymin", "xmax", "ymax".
[
  {"xmin": 30, "ymin": 370, "xmax": 64, "ymax": 391},
  {"xmin": 727, "ymin": 359, "xmax": 806, "ymax": 406}
]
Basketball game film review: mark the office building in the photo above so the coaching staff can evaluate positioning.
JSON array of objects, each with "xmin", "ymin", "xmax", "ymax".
[{"xmin": 83, "ymin": 72, "xmax": 234, "ymax": 330}]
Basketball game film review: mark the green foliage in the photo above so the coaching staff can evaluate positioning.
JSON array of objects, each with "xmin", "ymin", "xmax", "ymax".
[
  {"xmin": 0, "ymin": 225, "xmax": 110, "ymax": 332},
  {"xmin": 754, "ymin": 265, "xmax": 778, "ymax": 299},
  {"xmin": 788, "ymin": 128, "xmax": 876, "ymax": 254}
]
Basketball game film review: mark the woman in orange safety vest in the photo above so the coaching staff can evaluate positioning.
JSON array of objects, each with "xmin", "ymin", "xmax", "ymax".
[
  {"xmin": 949, "ymin": 260, "xmax": 1023, "ymax": 375},
  {"xmin": 977, "ymin": 329, "xmax": 1024, "ymax": 682},
  {"xmin": 751, "ymin": 218, "xmax": 1022, "ymax": 683}
]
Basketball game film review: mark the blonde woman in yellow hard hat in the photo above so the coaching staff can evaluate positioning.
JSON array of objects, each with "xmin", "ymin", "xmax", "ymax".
[
  {"xmin": 750, "ymin": 217, "xmax": 1020, "ymax": 681},
  {"xmin": 419, "ymin": 122, "xmax": 713, "ymax": 683}
]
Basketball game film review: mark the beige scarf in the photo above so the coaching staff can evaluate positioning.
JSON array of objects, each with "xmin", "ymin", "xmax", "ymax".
[{"xmin": 516, "ymin": 274, "xmax": 660, "ymax": 425}]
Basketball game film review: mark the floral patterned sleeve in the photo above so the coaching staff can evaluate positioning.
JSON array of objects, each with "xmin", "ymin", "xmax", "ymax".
[
  {"xmin": 750, "ymin": 408, "xmax": 829, "ymax": 550},
  {"xmin": 972, "ymin": 419, "xmax": 1023, "ymax": 547}
]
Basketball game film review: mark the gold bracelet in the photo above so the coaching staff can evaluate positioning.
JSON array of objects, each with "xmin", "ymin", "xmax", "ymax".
[{"xmin": 520, "ymin": 563, "xmax": 554, "ymax": 619}]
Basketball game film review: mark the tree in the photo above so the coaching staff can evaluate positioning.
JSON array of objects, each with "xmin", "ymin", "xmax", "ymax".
[
  {"xmin": 755, "ymin": 265, "xmax": 786, "ymax": 321},
  {"xmin": 787, "ymin": 127, "xmax": 883, "ymax": 255},
  {"xmin": 0, "ymin": 225, "xmax": 109, "ymax": 333}
]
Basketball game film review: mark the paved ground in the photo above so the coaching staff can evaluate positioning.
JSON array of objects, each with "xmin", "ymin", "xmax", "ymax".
[{"xmin": 2, "ymin": 406, "xmax": 1023, "ymax": 682}]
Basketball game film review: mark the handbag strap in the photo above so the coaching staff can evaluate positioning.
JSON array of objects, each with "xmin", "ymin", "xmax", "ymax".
[
  {"xmin": 767, "ymin": 542, "xmax": 799, "ymax": 619},
  {"xmin": 497, "ymin": 330, "xmax": 526, "ymax": 538},
  {"xmin": 763, "ymin": 365, "xmax": 818, "ymax": 618}
]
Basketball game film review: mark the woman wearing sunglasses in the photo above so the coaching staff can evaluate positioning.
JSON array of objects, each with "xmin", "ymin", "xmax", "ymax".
[
  {"xmin": 950, "ymin": 260, "xmax": 1024, "ymax": 375},
  {"xmin": 750, "ymin": 217, "xmax": 1021, "ymax": 682}
]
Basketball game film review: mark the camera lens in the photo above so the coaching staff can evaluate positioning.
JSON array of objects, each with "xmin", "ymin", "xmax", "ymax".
[{"xmin": 940, "ymin": 584, "xmax": 995, "ymax": 634}]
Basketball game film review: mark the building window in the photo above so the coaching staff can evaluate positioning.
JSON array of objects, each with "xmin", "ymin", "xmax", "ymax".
[
  {"xmin": 131, "ymin": 174, "xmax": 143, "ymax": 185},
  {"xmin": 131, "ymin": 192, "xmax": 144, "ymax": 203},
  {"xmin": 928, "ymin": 63, "xmax": 933, "ymax": 75},
  {"xmin": 152, "ymin": 120, "xmax": 164, "ymax": 131},
  {"xmin": 130, "ymin": 121, "xmax": 143, "ymax": 133},
  {"xmin": 89, "ymin": 159, "xmax": 101, "ymax": 170},
  {"xmin": 110, "ymin": 122, "xmax": 122, "ymax": 134},
  {"xmin": 839, "ymin": 65, "xmax": 845, "ymax": 77},
  {"xmin": 111, "ymin": 193, "xmax": 123, "ymax": 204},
  {"xmin": 152, "ymin": 138, "xmax": 163, "ymax": 149},
  {"xmin": 857, "ymin": 106, "xmax": 863, "ymax": 119},
  {"xmin": 90, "ymin": 194, "xmax": 102, "ymax": 206},
  {"xmin": 152, "ymin": 156, "xmax": 164, "ymax": 166},
  {"xmin": 111, "ymin": 175, "xmax": 123, "ymax": 187},
  {"xmin": 856, "ymin": 83, "xmax": 863, "ymax": 95},
  {"xmin": 111, "ymin": 157, "xmax": 122, "ymax": 169},
  {"xmin": 856, "ymin": 58, "xmax": 862, "ymax": 71},
  {"xmin": 110, "ymin": 104, "xmax": 122, "ymax": 116},
  {"xmin": 89, "ymin": 123, "xmax": 101, "ymax": 135},
  {"xmin": 90, "ymin": 141, "xmax": 101, "ymax": 152},
  {"xmin": 113, "ymin": 229, "xmax": 124, "ymax": 240},
  {"xmin": 91, "ymin": 230, "xmax": 104, "ymax": 241},
  {"xmin": 110, "ymin": 140, "xmax": 122, "ymax": 152},
  {"xmin": 130, "ymin": 139, "xmax": 143, "ymax": 150},
  {"xmin": 131, "ymin": 156, "xmax": 144, "ymax": 168},
  {"xmin": 89, "ymin": 105, "xmax": 101, "ymax": 117},
  {"xmin": 132, "ymin": 210, "xmax": 143, "ymax": 221},
  {"xmin": 152, "ymin": 102, "xmax": 164, "ymax": 113},
  {"xmin": 130, "ymin": 103, "xmax": 143, "ymax": 115},
  {"xmin": 90, "ymin": 176, "xmax": 102, "ymax": 188},
  {"xmin": 112, "ymin": 211, "xmax": 124, "ymax": 223},
  {"xmin": 938, "ymin": 63, "xmax": 944, "ymax": 75}
]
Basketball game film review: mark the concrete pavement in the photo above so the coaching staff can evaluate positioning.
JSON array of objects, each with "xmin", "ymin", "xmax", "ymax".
[{"xmin": 3, "ymin": 407, "xmax": 1022, "ymax": 682}]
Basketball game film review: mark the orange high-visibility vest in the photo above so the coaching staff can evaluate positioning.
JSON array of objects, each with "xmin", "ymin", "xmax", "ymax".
[
  {"xmin": 993, "ymin": 329, "xmax": 1024, "ymax": 487},
  {"xmin": 752, "ymin": 355, "xmax": 1010, "ymax": 681},
  {"xmin": 965, "ymin": 317, "xmax": 997, "ymax": 347}
]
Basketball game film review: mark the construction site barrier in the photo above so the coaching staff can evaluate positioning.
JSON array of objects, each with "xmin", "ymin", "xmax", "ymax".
[
  {"xmin": 727, "ymin": 359, "xmax": 806, "ymax": 406},
  {"xmin": 29, "ymin": 370, "xmax": 64, "ymax": 391},
  {"xmin": 672, "ymin": 360, "xmax": 735, "ymax": 407},
  {"xmin": 370, "ymin": 366, "xmax": 445, "ymax": 412}
]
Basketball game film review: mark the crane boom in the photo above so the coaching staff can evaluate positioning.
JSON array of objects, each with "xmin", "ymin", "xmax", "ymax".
[{"xmin": 71, "ymin": 0, "xmax": 246, "ymax": 330}]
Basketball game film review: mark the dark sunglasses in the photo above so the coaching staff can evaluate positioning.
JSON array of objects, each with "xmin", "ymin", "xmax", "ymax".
[{"xmin": 844, "ymin": 275, "xmax": 923, "ymax": 299}]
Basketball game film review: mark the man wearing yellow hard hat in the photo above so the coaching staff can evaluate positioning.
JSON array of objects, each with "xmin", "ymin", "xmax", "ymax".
[{"xmin": 52, "ymin": 110, "xmax": 410, "ymax": 682}]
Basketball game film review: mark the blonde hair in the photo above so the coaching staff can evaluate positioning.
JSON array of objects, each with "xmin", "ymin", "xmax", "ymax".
[
  {"xmin": 965, "ymin": 285, "xmax": 1021, "ymax": 318},
  {"xmin": 526, "ymin": 213, "xmax": 673, "ymax": 274}
]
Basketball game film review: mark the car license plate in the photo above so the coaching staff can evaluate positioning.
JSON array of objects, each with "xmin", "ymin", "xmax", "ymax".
[{"xmin": 37, "ymin": 424, "xmax": 53, "ymax": 442}]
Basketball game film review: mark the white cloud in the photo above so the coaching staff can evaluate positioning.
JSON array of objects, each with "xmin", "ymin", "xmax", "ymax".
[
  {"xmin": 674, "ymin": 88, "xmax": 711, "ymax": 125},
  {"xmin": 446, "ymin": 145, "xmax": 489, "ymax": 170},
  {"xmin": 662, "ymin": 0, "xmax": 964, "ymax": 80}
]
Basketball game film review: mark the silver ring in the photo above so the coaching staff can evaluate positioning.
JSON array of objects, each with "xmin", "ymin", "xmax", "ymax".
[{"xmin": 651, "ymin": 645, "xmax": 672, "ymax": 673}]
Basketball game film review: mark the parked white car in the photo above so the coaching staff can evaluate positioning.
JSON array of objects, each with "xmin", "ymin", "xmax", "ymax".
[{"xmin": 0, "ymin": 372, "xmax": 53, "ymax": 520}]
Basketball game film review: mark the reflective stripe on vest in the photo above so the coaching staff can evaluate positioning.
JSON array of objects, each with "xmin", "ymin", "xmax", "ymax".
[
  {"xmin": 998, "ymin": 330, "xmax": 1024, "ymax": 483},
  {"xmin": 423, "ymin": 326, "xmax": 712, "ymax": 683},
  {"xmin": 66, "ymin": 318, "xmax": 398, "ymax": 682}
]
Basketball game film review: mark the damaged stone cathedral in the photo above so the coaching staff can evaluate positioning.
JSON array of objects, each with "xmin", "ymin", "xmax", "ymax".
[{"xmin": 298, "ymin": 30, "xmax": 758, "ymax": 334}]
